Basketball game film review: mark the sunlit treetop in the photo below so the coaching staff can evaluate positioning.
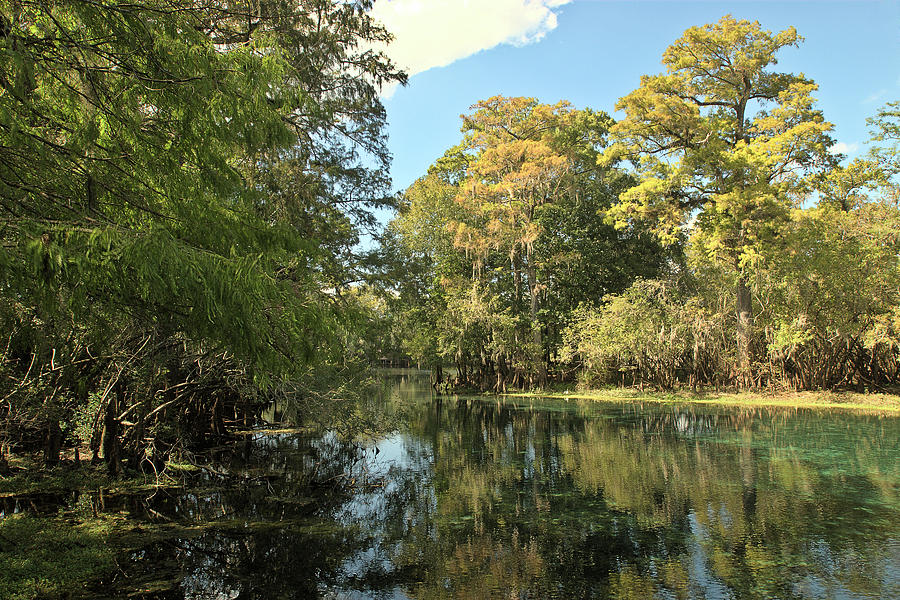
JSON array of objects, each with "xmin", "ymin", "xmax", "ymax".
[{"xmin": 604, "ymin": 15, "xmax": 835, "ymax": 266}]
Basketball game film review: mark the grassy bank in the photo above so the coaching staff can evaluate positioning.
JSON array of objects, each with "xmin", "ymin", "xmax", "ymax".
[
  {"xmin": 0, "ymin": 454, "xmax": 178, "ymax": 497},
  {"xmin": 499, "ymin": 388, "xmax": 900, "ymax": 414},
  {"xmin": 0, "ymin": 507, "xmax": 235, "ymax": 600}
]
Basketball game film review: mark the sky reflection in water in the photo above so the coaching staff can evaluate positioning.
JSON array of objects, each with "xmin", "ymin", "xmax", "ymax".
[{"xmin": 95, "ymin": 371, "xmax": 900, "ymax": 599}]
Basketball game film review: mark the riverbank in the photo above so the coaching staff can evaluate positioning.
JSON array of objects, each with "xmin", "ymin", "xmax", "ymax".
[{"xmin": 499, "ymin": 388, "xmax": 900, "ymax": 414}]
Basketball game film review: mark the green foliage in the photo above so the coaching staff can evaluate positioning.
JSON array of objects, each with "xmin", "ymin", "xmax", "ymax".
[
  {"xmin": 0, "ymin": 0, "xmax": 398, "ymax": 375},
  {"xmin": 563, "ymin": 196, "xmax": 900, "ymax": 391},
  {"xmin": 606, "ymin": 16, "xmax": 833, "ymax": 262},
  {"xmin": 563, "ymin": 282, "xmax": 676, "ymax": 383},
  {"xmin": 867, "ymin": 101, "xmax": 900, "ymax": 178},
  {"xmin": 0, "ymin": 513, "xmax": 119, "ymax": 600},
  {"xmin": 388, "ymin": 97, "xmax": 670, "ymax": 389},
  {"xmin": 764, "ymin": 202, "xmax": 900, "ymax": 388},
  {"xmin": 0, "ymin": 0, "xmax": 404, "ymax": 464},
  {"xmin": 562, "ymin": 280, "xmax": 704, "ymax": 389}
]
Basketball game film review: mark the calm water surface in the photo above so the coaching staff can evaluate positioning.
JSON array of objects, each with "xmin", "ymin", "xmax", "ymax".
[{"xmin": 46, "ymin": 371, "xmax": 900, "ymax": 598}]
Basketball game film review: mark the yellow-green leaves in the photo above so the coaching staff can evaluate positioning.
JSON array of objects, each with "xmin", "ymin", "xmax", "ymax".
[
  {"xmin": 865, "ymin": 101, "xmax": 900, "ymax": 202},
  {"xmin": 452, "ymin": 96, "xmax": 577, "ymax": 266},
  {"xmin": 605, "ymin": 15, "xmax": 833, "ymax": 273}
]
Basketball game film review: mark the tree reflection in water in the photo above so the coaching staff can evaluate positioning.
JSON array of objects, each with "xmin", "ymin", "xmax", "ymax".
[{"xmin": 78, "ymin": 372, "xmax": 900, "ymax": 598}]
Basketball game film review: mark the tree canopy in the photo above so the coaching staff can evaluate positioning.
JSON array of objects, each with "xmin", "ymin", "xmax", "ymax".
[
  {"xmin": 602, "ymin": 15, "xmax": 835, "ymax": 384},
  {"xmin": 387, "ymin": 96, "xmax": 670, "ymax": 390},
  {"xmin": 0, "ymin": 0, "xmax": 404, "ymax": 468}
]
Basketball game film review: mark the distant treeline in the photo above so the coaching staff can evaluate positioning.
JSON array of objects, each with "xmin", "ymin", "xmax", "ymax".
[{"xmin": 382, "ymin": 18, "xmax": 900, "ymax": 393}]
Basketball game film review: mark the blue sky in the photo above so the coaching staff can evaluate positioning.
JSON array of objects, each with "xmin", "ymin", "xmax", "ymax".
[{"xmin": 375, "ymin": 0, "xmax": 899, "ymax": 196}]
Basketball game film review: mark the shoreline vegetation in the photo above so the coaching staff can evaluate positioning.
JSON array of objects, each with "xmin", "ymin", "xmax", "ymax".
[
  {"xmin": 497, "ymin": 388, "xmax": 900, "ymax": 414},
  {"xmin": 1, "ymin": 5, "xmax": 897, "ymax": 598},
  {"xmin": 387, "ymin": 18, "xmax": 900, "ymax": 398}
]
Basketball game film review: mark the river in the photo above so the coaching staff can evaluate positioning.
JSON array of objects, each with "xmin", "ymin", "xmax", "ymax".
[{"xmin": 6, "ymin": 370, "xmax": 900, "ymax": 599}]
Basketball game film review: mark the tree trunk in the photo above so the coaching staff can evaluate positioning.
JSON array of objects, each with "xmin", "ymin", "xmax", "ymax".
[
  {"xmin": 526, "ymin": 258, "xmax": 546, "ymax": 387},
  {"xmin": 432, "ymin": 364, "xmax": 443, "ymax": 392},
  {"xmin": 512, "ymin": 253, "xmax": 523, "ymax": 313},
  {"xmin": 735, "ymin": 277, "xmax": 752, "ymax": 389},
  {"xmin": 102, "ymin": 385, "xmax": 121, "ymax": 476},
  {"xmin": 43, "ymin": 419, "xmax": 62, "ymax": 466},
  {"xmin": 0, "ymin": 445, "xmax": 9, "ymax": 476}
]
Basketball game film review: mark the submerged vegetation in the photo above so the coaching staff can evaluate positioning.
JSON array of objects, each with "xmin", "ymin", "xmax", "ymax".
[{"xmin": 0, "ymin": 512, "xmax": 120, "ymax": 600}]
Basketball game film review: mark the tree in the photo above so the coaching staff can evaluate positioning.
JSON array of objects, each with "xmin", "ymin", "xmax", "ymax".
[
  {"xmin": 451, "ymin": 97, "xmax": 580, "ymax": 385},
  {"xmin": 388, "ymin": 97, "xmax": 670, "ymax": 390},
  {"xmin": 766, "ymin": 202, "xmax": 900, "ymax": 389},
  {"xmin": 867, "ymin": 102, "xmax": 899, "ymax": 174},
  {"xmin": 383, "ymin": 153, "xmax": 470, "ymax": 380},
  {"xmin": 865, "ymin": 101, "xmax": 899, "ymax": 203},
  {"xmin": 0, "ymin": 0, "xmax": 404, "ymax": 466},
  {"xmin": 604, "ymin": 16, "xmax": 834, "ymax": 386}
]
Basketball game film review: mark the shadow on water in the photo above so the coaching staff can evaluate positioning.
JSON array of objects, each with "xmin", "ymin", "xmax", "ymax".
[{"xmin": 3, "ymin": 369, "xmax": 899, "ymax": 599}]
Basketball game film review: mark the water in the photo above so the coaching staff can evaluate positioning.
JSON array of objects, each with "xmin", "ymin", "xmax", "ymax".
[{"xmin": 14, "ymin": 371, "xmax": 900, "ymax": 599}]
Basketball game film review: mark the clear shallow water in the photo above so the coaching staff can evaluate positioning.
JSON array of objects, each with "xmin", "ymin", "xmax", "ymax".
[{"xmin": 41, "ymin": 372, "xmax": 900, "ymax": 598}]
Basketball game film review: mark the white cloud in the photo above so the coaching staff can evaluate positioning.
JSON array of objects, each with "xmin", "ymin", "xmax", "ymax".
[
  {"xmin": 370, "ymin": 0, "xmax": 572, "ymax": 96},
  {"xmin": 829, "ymin": 141, "xmax": 859, "ymax": 156}
]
